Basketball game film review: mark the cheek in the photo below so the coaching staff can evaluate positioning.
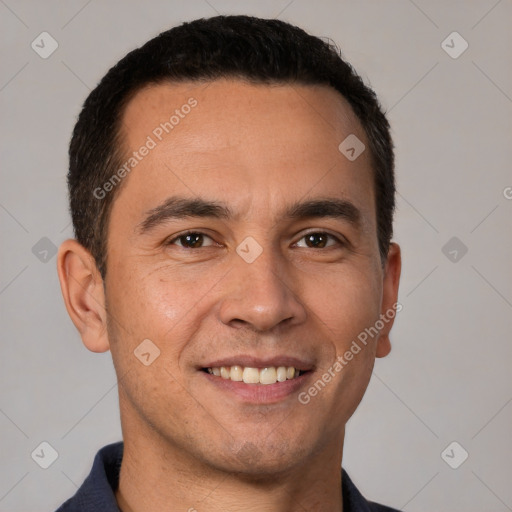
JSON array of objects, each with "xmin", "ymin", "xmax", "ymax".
[
  {"xmin": 302, "ymin": 267, "xmax": 382, "ymax": 419},
  {"xmin": 106, "ymin": 266, "xmax": 217, "ymax": 363},
  {"xmin": 109, "ymin": 266, "xmax": 184, "ymax": 327},
  {"xmin": 305, "ymin": 265, "xmax": 382, "ymax": 348},
  {"xmin": 105, "ymin": 271, "xmax": 208, "ymax": 422}
]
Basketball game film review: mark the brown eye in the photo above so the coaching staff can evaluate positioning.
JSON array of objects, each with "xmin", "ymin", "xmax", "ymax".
[
  {"xmin": 169, "ymin": 232, "xmax": 214, "ymax": 248},
  {"xmin": 296, "ymin": 232, "xmax": 340, "ymax": 249}
]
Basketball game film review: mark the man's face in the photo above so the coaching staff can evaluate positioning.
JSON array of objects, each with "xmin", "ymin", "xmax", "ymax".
[{"xmin": 103, "ymin": 79, "xmax": 399, "ymax": 474}]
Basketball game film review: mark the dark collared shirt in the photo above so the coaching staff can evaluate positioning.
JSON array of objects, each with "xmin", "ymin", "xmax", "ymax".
[{"xmin": 55, "ymin": 442, "xmax": 400, "ymax": 511}]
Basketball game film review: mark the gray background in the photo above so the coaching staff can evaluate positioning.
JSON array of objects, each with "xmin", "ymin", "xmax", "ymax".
[{"xmin": 1, "ymin": 0, "xmax": 511, "ymax": 510}]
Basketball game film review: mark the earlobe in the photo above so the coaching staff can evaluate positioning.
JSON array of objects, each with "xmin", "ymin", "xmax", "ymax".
[
  {"xmin": 376, "ymin": 335, "xmax": 391, "ymax": 358},
  {"xmin": 57, "ymin": 239, "xmax": 110, "ymax": 353},
  {"xmin": 376, "ymin": 242, "xmax": 401, "ymax": 359}
]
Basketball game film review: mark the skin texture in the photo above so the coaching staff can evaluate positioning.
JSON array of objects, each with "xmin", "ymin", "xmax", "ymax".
[{"xmin": 57, "ymin": 79, "xmax": 401, "ymax": 512}]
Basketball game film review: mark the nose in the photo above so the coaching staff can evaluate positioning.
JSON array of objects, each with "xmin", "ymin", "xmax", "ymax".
[{"xmin": 218, "ymin": 249, "xmax": 307, "ymax": 332}]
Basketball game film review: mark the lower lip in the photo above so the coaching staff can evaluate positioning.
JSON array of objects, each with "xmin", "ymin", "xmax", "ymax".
[{"xmin": 200, "ymin": 371, "xmax": 312, "ymax": 404}]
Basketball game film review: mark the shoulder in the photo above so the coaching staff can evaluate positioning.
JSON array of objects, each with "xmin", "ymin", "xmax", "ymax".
[
  {"xmin": 54, "ymin": 442, "xmax": 123, "ymax": 512},
  {"xmin": 342, "ymin": 469, "xmax": 402, "ymax": 512}
]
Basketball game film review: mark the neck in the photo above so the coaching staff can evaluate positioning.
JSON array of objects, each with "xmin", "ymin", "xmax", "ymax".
[{"xmin": 115, "ymin": 425, "xmax": 344, "ymax": 512}]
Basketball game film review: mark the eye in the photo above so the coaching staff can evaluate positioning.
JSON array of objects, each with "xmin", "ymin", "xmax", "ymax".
[
  {"xmin": 295, "ymin": 232, "xmax": 342, "ymax": 249},
  {"xmin": 167, "ymin": 232, "xmax": 216, "ymax": 248}
]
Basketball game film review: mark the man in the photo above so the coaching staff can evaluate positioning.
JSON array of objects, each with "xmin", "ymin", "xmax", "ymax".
[{"xmin": 56, "ymin": 14, "xmax": 401, "ymax": 512}]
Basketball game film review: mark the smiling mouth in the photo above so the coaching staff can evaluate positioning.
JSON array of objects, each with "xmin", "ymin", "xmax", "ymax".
[{"xmin": 202, "ymin": 366, "xmax": 307, "ymax": 385}]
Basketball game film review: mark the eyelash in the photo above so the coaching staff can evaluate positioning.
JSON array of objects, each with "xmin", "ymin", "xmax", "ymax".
[{"xmin": 166, "ymin": 230, "xmax": 346, "ymax": 249}]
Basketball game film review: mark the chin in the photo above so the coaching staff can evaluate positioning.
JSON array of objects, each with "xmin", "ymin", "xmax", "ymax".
[{"xmin": 203, "ymin": 437, "xmax": 310, "ymax": 479}]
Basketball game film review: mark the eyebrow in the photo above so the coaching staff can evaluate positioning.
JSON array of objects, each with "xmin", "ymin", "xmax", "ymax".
[
  {"xmin": 137, "ymin": 196, "xmax": 361, "ymax": 235},
  {"xmin": 137, "ymin": 197, "xmax": 231, "ymax": 234}
]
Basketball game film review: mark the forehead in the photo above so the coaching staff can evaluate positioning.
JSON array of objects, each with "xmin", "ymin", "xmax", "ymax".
[
  {"xmin": 113, "ymin": 79, "xmax": 375, "ymax": 229},
  {"xmin": 121, "ymin": 79, "xmax": 362, "ymax": 152}
]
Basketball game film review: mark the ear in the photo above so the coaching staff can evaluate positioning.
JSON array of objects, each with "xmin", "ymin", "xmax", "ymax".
[
  {"xmin": 57, "ymin": 239, "xmax": 110, "ymax": 353},
  {"xmin": 376, "ymin": 242, "xmax": 401, "ymax": 358}
]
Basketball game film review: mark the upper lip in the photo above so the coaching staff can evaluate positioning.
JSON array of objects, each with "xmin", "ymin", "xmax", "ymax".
[{"xmin": 200, "ymin": 355, "xmax": 315, "ymax": 372}]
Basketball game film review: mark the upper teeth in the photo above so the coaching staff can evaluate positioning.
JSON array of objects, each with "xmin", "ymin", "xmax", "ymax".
[{"xmin": 207, "ymin": 366, "xmax": 300, "ymax": 385}]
